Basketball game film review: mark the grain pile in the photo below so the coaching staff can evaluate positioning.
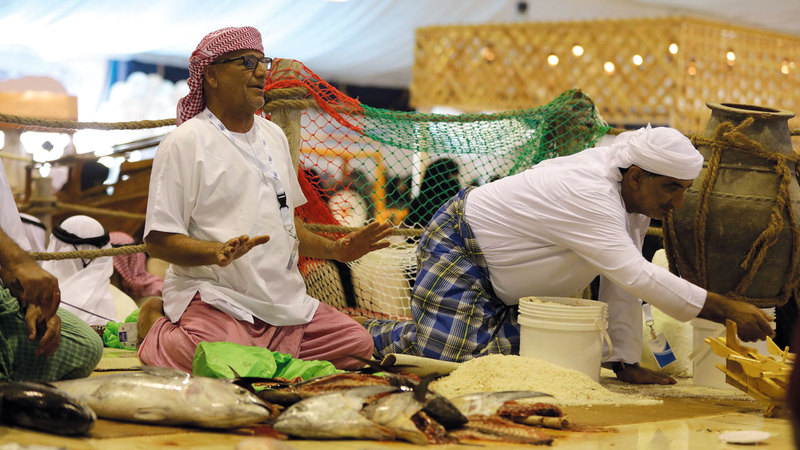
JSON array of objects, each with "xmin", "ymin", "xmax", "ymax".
[{"xmin": 430, "ymin": 355, "xmax": 660, "ymax": 406}]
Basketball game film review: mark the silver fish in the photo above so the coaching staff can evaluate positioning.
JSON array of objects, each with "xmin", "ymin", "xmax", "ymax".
[
  {"xmin": 53, "ymin": 366, "xmax": 270, "ymax": 429},
  {"xmin": 0, "ymin": 381, "xmax": 96, "ymax": 435},
  {"xmin": 449, "ymin": 390, "xmax": 552, "ymax": 416},
  {"xmin": 273, "ymin": 385, "xmax": 397, "ymax": 440},
  {"xmin": 363, "ymin": 391, "xmax": 427, "ymax": 445}
]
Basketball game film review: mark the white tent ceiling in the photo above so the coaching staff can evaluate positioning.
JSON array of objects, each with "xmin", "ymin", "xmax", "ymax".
[{"xmin": 1, "ymin": 0, "xmax": 799, "ymax": 88}]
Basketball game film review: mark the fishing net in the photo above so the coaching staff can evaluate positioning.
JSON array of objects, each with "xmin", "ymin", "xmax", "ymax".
[{"xmin": 263, "ymin": 59, "xmax": 609, "ymax": 320}]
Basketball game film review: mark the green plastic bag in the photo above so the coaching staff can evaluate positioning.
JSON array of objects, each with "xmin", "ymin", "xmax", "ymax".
[
  {"xmin": 102, "ymin": 309, "xmax": 141, "ymax": 350},
  {"xmin": 192, "ymin": 341, "xmax": 343, "ymax": 381}
]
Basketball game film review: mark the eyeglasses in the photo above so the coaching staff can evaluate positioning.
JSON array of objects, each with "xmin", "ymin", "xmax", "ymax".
[{"xmin": 210, "ymin": 55, "xmax": 273, "ymax": 71}]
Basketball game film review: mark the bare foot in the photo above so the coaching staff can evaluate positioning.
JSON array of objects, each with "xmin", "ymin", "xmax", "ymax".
[{"xmin": 136, "ymin": 297, "xmax": 164, "ymax": 348}]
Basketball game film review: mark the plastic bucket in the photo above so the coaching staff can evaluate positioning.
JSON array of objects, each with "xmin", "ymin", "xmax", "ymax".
[
  {"xmin": 518, "ymin": 312, "xmax": 611, "ymax": 382},
  {"xmin": 690, "ymin": 310, "xmax": 776, "ymax": 390}
]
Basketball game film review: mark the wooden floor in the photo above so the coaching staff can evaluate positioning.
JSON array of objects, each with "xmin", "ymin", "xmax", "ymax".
[{"xmin": 2, "ymin": 349, "xmax": 795, "ymax": 449}]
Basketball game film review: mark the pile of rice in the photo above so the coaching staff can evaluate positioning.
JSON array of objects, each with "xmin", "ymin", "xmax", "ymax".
[{"xmin": 430, "ymin": 354, "xmax": 660, "ymax": 406}]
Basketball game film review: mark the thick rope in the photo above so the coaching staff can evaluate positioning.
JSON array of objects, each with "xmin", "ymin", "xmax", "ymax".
[
  {"xmin": 30, "ymin": 244, "xmax": 147, "ymax": 261},
  {"xmin": 262, "ymin": 98, "xmax": 317, "ymax": 113},
  {"xmin": 665, "ymin": 118, "xmax": 800, "ymax": 306},
  {"xmin": 0, "ymin": 113, "xmax": 175, "ymax": 130}
]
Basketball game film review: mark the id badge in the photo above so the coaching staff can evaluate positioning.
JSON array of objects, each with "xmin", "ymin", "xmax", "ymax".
[
  {"xmin": 286, "ymin": 236, "xmax": 300, "ymax": 270},
  {"xmin": 646, "ymin": 333, "xmax": 677, "ymax": 368}
]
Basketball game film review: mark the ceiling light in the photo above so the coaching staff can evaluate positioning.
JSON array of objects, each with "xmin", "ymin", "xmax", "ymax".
[{"xmin": 668, "ymin": 43, "xmax": 678, "ymax": 55}]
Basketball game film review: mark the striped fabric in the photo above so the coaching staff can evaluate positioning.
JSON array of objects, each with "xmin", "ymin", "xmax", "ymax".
[
  {"xmin": 366, "ymin": 188, "xmax": 520, "ymax": 362},
  {"xmin": 177, "ymin": 26, "xmax": 264, "ymax": 125},
  {"xmin": 0, "ymin": 288, "xmax": 103, "ymax": 382}
]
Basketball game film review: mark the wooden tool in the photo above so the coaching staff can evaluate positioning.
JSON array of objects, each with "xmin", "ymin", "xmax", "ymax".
[{"xmin": 704, "ymin": 320, "xmax": 793, "ymax": 417}]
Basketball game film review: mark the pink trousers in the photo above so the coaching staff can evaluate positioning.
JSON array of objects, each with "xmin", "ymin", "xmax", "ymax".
[{"xmin": 138, "ymin": 297, "xmax": 373, "ymax": 373}]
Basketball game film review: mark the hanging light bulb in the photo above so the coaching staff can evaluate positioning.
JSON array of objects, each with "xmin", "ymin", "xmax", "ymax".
[
  {"xmin": 547, "ymin": 54, "xmax": 559, "ymax": 66},
  {"xmin": 603, "ymin": 61, "xmax": 615, "ymax": 73},
  {"xmin": 668, "ymin": 43, "xmax": 679, "ymax": 55},
  {"xmin": 632, "ymin": 54, "xmax": 643, "ymax": 66},
  {"xmin": 781, "ymin": 59, "xmax": 790, "ymax": 75},
  {"xmin": 687, "ymin": 59, "xmax": 697, "ymax": 76},
  {"xmin": 572, "ymin": 45, "xmax": 584, "ymax": 57},
  {"xmin": 726, "ymin": 50, "xmax": 736, "ymax": 66}
]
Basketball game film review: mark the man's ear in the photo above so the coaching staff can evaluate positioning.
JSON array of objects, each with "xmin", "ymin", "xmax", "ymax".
[
  {"xmin": 627, "ymin": 166, "xmax": 645, "ymax": 190},
  {"xmin": 204, "ymin": 66, "xmax": 219, "ymax": 90}
]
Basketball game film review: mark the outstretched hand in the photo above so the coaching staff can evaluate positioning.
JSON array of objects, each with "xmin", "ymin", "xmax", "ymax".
[
  {"xmin": 216, "ymin": 235, "xmax": 271, "ymax": 267},
  {"xmin": 333, "ymin": 221, "xmax": 393, "ymax": 263}
]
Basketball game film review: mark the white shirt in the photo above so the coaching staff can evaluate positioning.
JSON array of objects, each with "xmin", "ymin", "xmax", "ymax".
[
  {"xmin": 145, "ymin": 111, "xmax": 318, "ymax": 326},
  {"xmin": 0, "ymin": 158, "xmax": 30, "ymax": 254},
  {"xmin": 465, "ymin": 145, "xmax": 707, "ymax": 362}
]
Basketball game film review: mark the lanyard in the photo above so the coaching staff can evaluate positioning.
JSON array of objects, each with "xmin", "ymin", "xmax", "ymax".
[
  {"xmin": 642, "ymin": 302, "xmax": 656, "ymax": 340},
  {"xmin": 204, "ymin": 109, "xmax": 299, "ymax": 269}
]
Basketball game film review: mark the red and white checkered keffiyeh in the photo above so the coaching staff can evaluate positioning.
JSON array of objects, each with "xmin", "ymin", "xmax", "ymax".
[
  {"xmin": 176, "ymin": 26, "xmax": 264, "ymax": 125},
  {"xmin": 109, "ymin": 231, "xmax": 164, "ymax": 298}
]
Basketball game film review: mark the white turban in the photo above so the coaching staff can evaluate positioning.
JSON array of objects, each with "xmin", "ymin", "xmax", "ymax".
[
  {"xmin": 42, "ymin": 215, "xmax": 116, "ymax": 326},
  {"xmin": 615, "ymin": 125, "xmax": 703, "ymax": 180}
]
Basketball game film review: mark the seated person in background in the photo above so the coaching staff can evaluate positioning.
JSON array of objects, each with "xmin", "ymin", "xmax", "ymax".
[
  {"xmin": 109, "ymin": 231, "xmax": 164, "ymax": 306},
  {"xmin": 404, "ymin": 158, "xmax": 461, "ymax": 227},
  {"xmin": 19, "ymin": 213, "xmax": 47, "ymax": 253},
  {"xmin": 137, "ymin": 26, "xmax": 392, "ymax": 373},
  {"xmin": 42, "ymin": 215, "xmax": 134, "ymax": 326},
  {"xmin": 0, "ymin": 160, "xmax": 102, "ymax": 381}
]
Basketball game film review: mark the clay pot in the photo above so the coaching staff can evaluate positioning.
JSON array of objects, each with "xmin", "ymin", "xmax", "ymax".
[{"xmin": 666, "ymin": 102, "xmax": 800, "ymax": 307}]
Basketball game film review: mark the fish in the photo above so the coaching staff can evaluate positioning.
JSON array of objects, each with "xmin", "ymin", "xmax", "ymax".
[
  {"xmin": 53, "ymin": 366, "xmax": 271, "ymax": 429},
  {"xmin": 0, "ymin": 380, "xmax": 96, "ymax": 435},
  {"xmin": 363, "ymin": 391, "xmax": 428, "ymax": 445},
  {"xmin": 449, "ymin": 390, "xmax": 552, "ymax": 416},
  {"xmin": 272, "ymin": 385, "xmax": 397, "ymax": 440},
  {"xmin": 255, "ymin": 372, "xmax": 391, "ymax": 406},
  {"xmin": 450, "ymin": 414, "xmax": 554, "ymax": 445}
]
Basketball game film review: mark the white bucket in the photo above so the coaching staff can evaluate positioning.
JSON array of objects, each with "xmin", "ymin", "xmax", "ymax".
[
  {"xmin": 690, "ymin": 309, "xmax": 776, "ymax": 390},
  {"xmin": 518, "ymin": 297, "xmax": 611, "ymax": 382}
]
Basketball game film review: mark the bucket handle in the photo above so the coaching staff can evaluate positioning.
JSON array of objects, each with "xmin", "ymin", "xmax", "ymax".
[{"xmin": 595, "ymin": 317, "xmax": 613, "ymax": 362}]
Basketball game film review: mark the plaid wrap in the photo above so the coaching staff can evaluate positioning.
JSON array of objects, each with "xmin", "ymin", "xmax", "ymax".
[
  {"xmin": 366, "ymin": 188, "xmax": 519, "ymax": 362},
  {"xmin": 0, "ymin": 287, "xmax": 103, "ymax": 382},
  {"xmin": 177, "ymin": 26, "xmax": 264, "ymax": 125}
]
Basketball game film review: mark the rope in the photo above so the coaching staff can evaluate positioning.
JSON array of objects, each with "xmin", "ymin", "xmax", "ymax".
[
  {"xmin": 30, "ymin": 244, "xmax": 146, "ymax": 261},
  {"xmin": 664, "ymin": 118, "xmax": 800, "ymax": 307},
  {"xmin": 264, "ymin": 86, "xmax": 309, "ymax": 100},
  {"xmin": 304, "ymin": 223, "xmax": 422, "ymax": 237},
  {"xmin": 0, "ymin": 113, "xmax": 175, "ymax": 131},
  {"xmin": 262, "ymin": 98, "xmax": 317, "ymax": 113}
]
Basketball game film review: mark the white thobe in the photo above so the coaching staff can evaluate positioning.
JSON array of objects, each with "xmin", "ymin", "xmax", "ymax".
[
  {"xmin": 145, "ymin": 111, "xmax": 318, "ymax": 326},
  {"xmin": 0, "ymin": 158, "xmax": 29, "ymax": 253},
  {"xmin": 465, "ymin": 145, "xmax": 707, "ymax": 363}
]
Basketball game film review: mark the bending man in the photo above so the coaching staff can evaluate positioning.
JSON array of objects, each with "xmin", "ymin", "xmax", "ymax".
[{"xmin": 365, "ymin": 125, "xmax": 774, "ymax": 384}]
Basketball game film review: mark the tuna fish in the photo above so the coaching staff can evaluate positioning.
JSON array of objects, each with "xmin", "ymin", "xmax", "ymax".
[
  {"xmin": 0, "ymin": 381, "xmax": 96, "ymax": 435},
  {"xmin": 449, "ymin": 390, "xmax": 552, "ymax": 416},
  {"xmin": 272, "ymin": 385, "xmax": 397, "ymax": 440},
  {"xmin": 53, "ymin": 366, "xmax": 271, "ymax": 429}
]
